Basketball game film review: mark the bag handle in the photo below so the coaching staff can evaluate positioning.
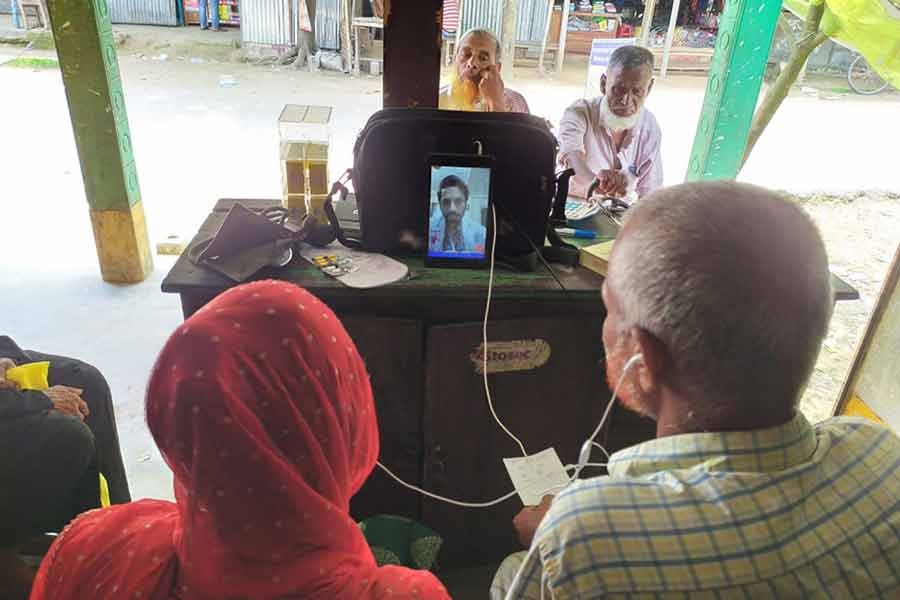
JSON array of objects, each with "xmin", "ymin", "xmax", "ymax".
[
  {"xmin": 323, "ymin": 169, "xmax": 364, "ymax": 250},
  {"xmin": 543, "ymin": 168, "xmax": 579, "ymax": 267}
]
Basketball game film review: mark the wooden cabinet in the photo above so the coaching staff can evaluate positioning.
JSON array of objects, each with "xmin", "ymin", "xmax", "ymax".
[
  {"xmin": 162, "ymin": 199, "xmax": 660, "ymax": 570},
  {"xmin": 345, "ymin": 317, "xmax": 424, "ymax": 522},
  {"xmin": 343, "ymin": 313, "xmax": 630, "ymax": 568},
  {"xmin": 566, "ymin": 11, "xmax": 621, "ymax": 55},
  {"xmin": 422, "ymin": 316, "xmax": 610, "ymax": 567}
]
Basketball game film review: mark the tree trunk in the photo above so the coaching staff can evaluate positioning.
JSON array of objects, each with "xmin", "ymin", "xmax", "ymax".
[
  {"xmin": 340, "ymin": 0, "xmax": 353, "ymax": 72},
  {"xmin": 501, "ymin": 0, "xmax": 518, "ymax": 78},
  {"xmin": 293, "ymin": 0, "xmax": 318, "ymax": 69},
  {"xmin": 741, "ymin": 0, "xmax": 828, "ymax": 169}
]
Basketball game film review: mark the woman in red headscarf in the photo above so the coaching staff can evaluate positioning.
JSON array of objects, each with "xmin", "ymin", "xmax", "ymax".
[{"xmin": 30, "ymin": 281, "xmax": 450, "ymax": 600}]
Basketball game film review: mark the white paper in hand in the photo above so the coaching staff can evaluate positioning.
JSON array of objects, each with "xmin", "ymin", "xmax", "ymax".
[{"xmin": 503, "ymin": 447, "xmax": 571, "ymax": 506}]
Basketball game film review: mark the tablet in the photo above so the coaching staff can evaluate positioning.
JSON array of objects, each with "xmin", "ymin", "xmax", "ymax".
[{"xmin": 425, "ymin": 154, "xmax": 494, "ymax": 268}]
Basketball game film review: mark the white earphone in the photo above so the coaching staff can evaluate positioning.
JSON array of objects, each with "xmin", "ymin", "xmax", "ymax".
[{"xmin": 574, "ymin": 353, "xmax": 644, "ymax": 479}]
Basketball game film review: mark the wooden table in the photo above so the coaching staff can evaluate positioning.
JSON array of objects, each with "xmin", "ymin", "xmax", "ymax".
[
  {"xmin": 162, "ymin": 199, "xmax": 657, "ymax": 568},
  {"xmin": 161, "ymin": 198, "xmax": 859, "ymax": 568}
]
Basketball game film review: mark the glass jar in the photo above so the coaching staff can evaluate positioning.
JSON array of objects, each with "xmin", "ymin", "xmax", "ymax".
[{"xmin": 278, "ymin": 105, "xmax": 332, "ymax": 219}]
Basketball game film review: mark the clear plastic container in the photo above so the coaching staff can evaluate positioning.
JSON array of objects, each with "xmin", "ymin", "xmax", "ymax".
[{"xmin": 278, "ymin": 105, "xmax": 332, "ymax": 216}]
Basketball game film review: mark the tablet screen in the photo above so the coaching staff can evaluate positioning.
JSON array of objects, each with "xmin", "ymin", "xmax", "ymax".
[{"xmin": 427, "ymin": 164, "xmax": 491, "ymax": 261}]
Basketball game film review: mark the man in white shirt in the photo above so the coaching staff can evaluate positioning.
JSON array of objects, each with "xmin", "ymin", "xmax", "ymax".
[{"xmin": 559, "ymin": 45, "xmax": 662, "ymax": 200}]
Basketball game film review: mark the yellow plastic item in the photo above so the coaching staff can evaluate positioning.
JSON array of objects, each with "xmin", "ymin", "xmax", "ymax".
[
  {"xmin": 842, "ymin": 395, "xmax": 887, "ymax": 426},
  {"xmin": 784, "ymin": 0, "xmax": 900, "ymax": 88},
  {"xmin": 99, "ymin": 473, "xmax": 111, "ymax": 508},
  {"xmin": 4, "ymin": 361, "xmax": 50, "ymax": 390}
]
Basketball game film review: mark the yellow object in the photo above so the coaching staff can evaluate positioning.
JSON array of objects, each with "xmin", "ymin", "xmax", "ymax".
[
  {"xmin": 89, "ymin": 201, "xmax": 154, "ymax": 284},
  {"xmin": 279, "ymin": 105, "xmax": 332, "ymax": 214},
  {"xmin": 99, "ymin": 473, "xmax": 111, "ymax": 508},
  {"xmin": 784, "ymin": 0, "xmax": 900, "ymax": 88},
  {"xmin": 579, "ymin": 239, "xmax": 615, "ymax": 276},
  {"xmin": 5, "ymin": 362, "xmax": 50, "ymax": 390},
  {"xmin": 842, "ymin": 395, "xmax": 887, "ymax": 426}
]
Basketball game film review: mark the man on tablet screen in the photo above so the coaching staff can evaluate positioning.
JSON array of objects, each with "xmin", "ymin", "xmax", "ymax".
[{"xmin": 429, "ymin": 174, "xmax": 487, "ymax": 257}]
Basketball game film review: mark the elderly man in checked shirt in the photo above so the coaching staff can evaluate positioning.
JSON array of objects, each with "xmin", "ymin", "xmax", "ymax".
[{"xmin": 492, "ymin": 181, "xmax": 900, "ymax": 599}]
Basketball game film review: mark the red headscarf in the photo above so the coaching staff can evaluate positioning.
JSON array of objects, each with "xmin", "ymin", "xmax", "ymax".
[{"xmin": 30, "ymin": 281, "xmax": 450, "ymax": 600}]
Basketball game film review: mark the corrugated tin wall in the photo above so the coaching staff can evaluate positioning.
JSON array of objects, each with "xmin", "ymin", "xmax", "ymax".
[
  {"xmin": 316, "ymin": 0, "xmax": 344, "ymax": 50},
  {"xmin": 108, "ymin": 0, "xmax": 178, "ymax": 26},
  {"xmin": 241, "ymin": 0, "xmax": 294, "ymax": 48},
  {"xmin": 517, "ymin": 0, "xmax": 550, "ymax": 44},
  {"xmin": 460, "ymin": 0, "xmax": 503, "ymax": 41},
  {"xmin": 459, "ymin": 0, "xmax": 549, "ymax": 46}
]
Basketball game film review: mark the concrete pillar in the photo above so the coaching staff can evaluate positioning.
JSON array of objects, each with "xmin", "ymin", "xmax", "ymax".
[
  {"xmin": 685, "ymin": 0, "xmax": 784, "ymax": 181},
  {"xmin": 46, "ymin": 0, "xmax": 153, "ymax": 282}
]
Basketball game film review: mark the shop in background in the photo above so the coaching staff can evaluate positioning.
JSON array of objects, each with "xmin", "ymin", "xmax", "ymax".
[
  {"xmin": 641, "ymin": 0, "xmax": 723, "ymax": 71},
  {"xmin": 183, "ymin": 0, "xmax": 241, "ymax": 27},
  {"xmin": 564, "ymin": 0, "xmax": 635, "ymax": 54},
  {"xmin": 549, "ymin": 0, "xmax": 721, "ymax": 72}
]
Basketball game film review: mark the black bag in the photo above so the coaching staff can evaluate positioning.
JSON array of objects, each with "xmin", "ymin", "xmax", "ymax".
[{"xmin": 345, "ymin": 108, "xmax": 564, "ymax": 262}]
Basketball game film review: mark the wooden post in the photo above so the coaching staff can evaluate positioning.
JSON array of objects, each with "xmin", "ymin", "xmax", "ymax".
[
  {"xmin": 341, "ymin": 0, "xmax": 353, "ymax": 72},
  {"xmin": 659, "ymin": 0, "xmax": 682, "ymax": 77},
  {"xmin": 834, "ymin": 245, "xmax": 900, "ymax": 429},
  {"xmin": 639, "ymin": 0, "xmax": 657, "ymax": 47},
  {"xmin": 46, "ymin": 0, "xmax": 152, "ymax": 283},
  {"xmin": 538, "ymin": 0, "xmax": 554, "ymax": 73},
  {"xmin": 555, "ymin": 0, "xmax": 570, "ymax": 73},
  {"xmin": 383, "ymin": 0, "xmax": 442, "ymax": 108},
  {"xmin": 501, "ymin": 0, "xmax": 517, "ymax": 75},
  {"xmin": 685, "ymin": 0, "xmax": 784, "ymax": 181},
  {"xmin": 456, "ymin": 0, "xmax": 465, "ymax": 46}
]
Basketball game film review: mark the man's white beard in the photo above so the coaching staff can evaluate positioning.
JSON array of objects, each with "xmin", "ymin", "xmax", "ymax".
[{"xmin": 600, "ymin": 95, "xmax": 642, "ymax": 132}]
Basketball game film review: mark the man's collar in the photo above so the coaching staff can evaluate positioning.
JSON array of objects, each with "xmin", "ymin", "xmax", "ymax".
[{"xmin": 607, "ymin": 412, "xmax": 818, "ymax": 478}]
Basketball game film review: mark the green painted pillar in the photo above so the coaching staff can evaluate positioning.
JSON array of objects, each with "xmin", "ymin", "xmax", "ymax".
[
  {"xmin": 685, "ymin": 0, "xmax": 784, "ymax": 181},
  {"xmin": 46, "ymin": 0, "xmax": 153, "ymax": 282}
]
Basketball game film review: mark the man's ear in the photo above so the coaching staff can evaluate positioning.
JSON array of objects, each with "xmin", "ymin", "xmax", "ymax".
[
  {"xmin": 647, "ymin": 77, "xmax": 655, "ymax": 97},
  {"xmin": 600, "ymin": 73, "xmax": 608, "ymax": 96},
  {"xmin": 631, "ymin": 327, "xmax": 669, "ymax": 396}
]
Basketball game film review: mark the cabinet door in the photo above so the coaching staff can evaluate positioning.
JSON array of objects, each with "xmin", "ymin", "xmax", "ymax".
[
  {"xmin": 344, "ymin": 317, "xmax": 424, "ymax": 522},
  {"xmin": 422, "ymin": 316, "xmax": 613, "ymax": 568}
]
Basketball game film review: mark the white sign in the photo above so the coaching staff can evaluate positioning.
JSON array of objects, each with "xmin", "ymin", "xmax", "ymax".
[
  {"xmin": 585, "ymin": 37, "xmax": 637, "ymax": 99},
  {"xmin": 503, "ymin": 447, "xmax": 571, "ymax": 506}
]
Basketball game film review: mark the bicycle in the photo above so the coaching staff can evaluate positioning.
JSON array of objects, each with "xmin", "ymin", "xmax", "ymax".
[{"xmin": 847, "ymin": 54, "xmax": 890, "ymax": 95}]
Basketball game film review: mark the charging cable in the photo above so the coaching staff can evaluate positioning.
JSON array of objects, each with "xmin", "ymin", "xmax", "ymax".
[
  {"xmin": 373, "ymin": 355, "xmax": 642, "ymax": 509},
  {"xmin": 483, "ymin": 205, "xmax": 529, "ymax": 457},
  {"xmin": 374, "ymin": 461, "xmax": 608, "ymax": 509}
]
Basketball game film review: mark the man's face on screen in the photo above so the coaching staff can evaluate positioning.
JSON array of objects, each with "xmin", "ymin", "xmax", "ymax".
[{"xmin": 440, "ymin": 186, "xmax": 468, "ymax": 225}]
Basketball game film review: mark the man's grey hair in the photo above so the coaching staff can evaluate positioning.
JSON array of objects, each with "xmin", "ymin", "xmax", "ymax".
[
  {"xmin": 608, "ymin": 45, "xmax": 654, "ymax": 73},
  {"xmin": 459, "ymin": 28, "xmax": 502, "ymax": 61},
  {"xmin": 610, "ymin": 182, "xmax": 833, "ymax": 420}
]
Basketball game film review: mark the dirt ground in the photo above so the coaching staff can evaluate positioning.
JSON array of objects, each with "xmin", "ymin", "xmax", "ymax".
[{"xmin": 797, "ymin": 191, "xmax": 900, "ymax": 423}]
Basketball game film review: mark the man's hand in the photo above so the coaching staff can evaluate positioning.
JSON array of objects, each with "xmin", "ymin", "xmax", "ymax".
[
  {"xmin": 594, "ymin": 169, "xmax": 629, "ymax": 199},
  {"xmin": 0, "ymin": 358, "xmax": 19, "ymax": 390},
  {"xmin": 44, "ymin": 386, "xmax": 89, "ymax": 420},
  {"xmin": 479, "ymin": 65, "xmax": 507, "ymax": 112},
  {"xmin": 513, "ymin": 495, "xmax": 554, "ymax": 548},
  {"xmin": 0, "ymin": 358, "xmax": 15, "ymax": 379}
]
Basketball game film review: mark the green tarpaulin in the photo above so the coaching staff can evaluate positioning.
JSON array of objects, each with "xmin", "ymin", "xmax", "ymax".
[{"xmin": 784, "ymin": 0, "xmax": 900, "ymax": 87}]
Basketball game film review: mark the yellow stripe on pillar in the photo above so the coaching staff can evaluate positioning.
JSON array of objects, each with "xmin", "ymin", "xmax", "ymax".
[{"xmin": 89, "ymin": 201, "xmax": 153, "ymax": 283}]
